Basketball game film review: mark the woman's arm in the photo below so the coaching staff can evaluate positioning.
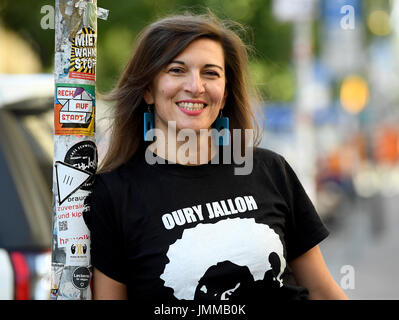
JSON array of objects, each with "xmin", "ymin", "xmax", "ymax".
[
  {"xmin": 289, "ymin": 245, "xmax": 348, "ymax": 300},
  {"xmin": 93, "ymin": 267, "xmax": 128, "ymax": 300}
]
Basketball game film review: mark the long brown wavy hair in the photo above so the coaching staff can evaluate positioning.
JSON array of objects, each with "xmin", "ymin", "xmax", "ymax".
[{"xmin": 99, "ymin": 11, "xmax": 263, "ymax": 173}]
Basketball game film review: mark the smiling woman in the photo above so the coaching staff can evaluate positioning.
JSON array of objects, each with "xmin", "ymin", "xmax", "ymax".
[
  {"xmin": 98, "ymin": 11, "xmax": 261, "ymax": 172},
  {"xmin": 88, "ymin": 11, "xmax": 347, "ymax": 302},
  {"xmin": 143, "ymin": 38, "xmax": 228, "ymax": 162},
  {"xmin": 144, "ymin": 38, "xmax": 226, "ymax": 132}
]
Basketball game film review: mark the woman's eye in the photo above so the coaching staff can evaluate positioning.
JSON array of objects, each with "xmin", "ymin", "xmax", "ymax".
[
  {"xmin": 204, "ymin": 70, "xmax": 220, "ymax": 77},
  {"xmin": 168, "ymin": 67, "xmax": 184, "ymax": 74}
]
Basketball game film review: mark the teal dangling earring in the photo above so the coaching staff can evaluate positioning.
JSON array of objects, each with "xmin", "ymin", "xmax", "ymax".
[
  {"xmin": 214, "ymin": 110, "xmax": 229, "ymax": 146},
  {"xmin": 143, "ymin": 104, "xmax": 155, "ymax": 141}
]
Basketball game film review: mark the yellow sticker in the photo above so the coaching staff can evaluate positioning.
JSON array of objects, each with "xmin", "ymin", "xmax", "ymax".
[{"xmin": 69, "ymin": 27, "xmax": 96, "ymax": 81}]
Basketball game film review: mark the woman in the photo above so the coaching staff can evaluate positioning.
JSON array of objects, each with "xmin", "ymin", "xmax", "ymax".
[{"xmin": 89, "ymin": 12, "xmax": 348, "ymax": 301}]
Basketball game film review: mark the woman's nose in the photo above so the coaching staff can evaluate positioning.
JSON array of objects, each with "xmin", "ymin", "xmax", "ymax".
[{"xmin": 184, "ymin": 72, "xmax": 205, "ymax": 96}]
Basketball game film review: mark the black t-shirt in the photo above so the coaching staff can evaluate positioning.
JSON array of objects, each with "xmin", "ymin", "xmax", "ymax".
[{"xmin": 88, "ymin": 147, "xmax": 329, "ymax": 301}]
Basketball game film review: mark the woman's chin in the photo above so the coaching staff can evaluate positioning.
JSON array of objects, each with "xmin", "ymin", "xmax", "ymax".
[{"xmin": 176, "ymin": 126, "xmax": 213, "ymax": 135}]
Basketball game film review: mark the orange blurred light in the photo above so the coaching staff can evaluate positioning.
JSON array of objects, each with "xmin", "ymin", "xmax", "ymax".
[{"xmin": 340, "ymin": 75, "xmax": 369, "ymax": 114}]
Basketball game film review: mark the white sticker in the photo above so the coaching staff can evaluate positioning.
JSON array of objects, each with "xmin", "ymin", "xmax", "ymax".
[
  {"xmin": 55, "ymin": 161, "xmax": 92, "ymax": 205},
  {"xmin": 56, "ymin": 189, "xmax": 90, "ymax": 248},
  {"xmin": 59, "ymin": 111, "xmax": 88, "ymax": 123},
  {"xmin": 66, "ymin": 239, "xmax": 91, "ymax": 267},
  {"xmin": 69, "ymin": 100, "xmax": 93, "ymax": 112}
]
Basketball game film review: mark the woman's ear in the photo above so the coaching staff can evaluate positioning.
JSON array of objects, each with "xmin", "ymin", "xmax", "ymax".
[
  {"xmin": 221, "ymin": 89, "xmax": 228, "ymax": 110},
  {"xmin": 143, "ymin": 87, "xmax": 154, "ymax": 105}
]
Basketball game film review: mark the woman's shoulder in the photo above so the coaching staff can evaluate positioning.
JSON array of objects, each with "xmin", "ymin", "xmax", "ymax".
[
  {"xmin": 94, "ymin": 154, "xmax": 142, "ymax": 188},
  {"xmin": 253, "ymin": 146, "xmax": 286, "ymax": 168}
]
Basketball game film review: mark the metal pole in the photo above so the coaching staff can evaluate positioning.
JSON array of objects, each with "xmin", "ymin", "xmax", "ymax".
[
  {"xmin": 293, "ymin": 20, "xmax": 317, "ymax": 204},
  {"xmin": 272, "ymin": 0, "xmax": 318, "ymax": 203},
  {"xmin": 50, "ymin": 0, "xmax": 98, "ymax": 300}
]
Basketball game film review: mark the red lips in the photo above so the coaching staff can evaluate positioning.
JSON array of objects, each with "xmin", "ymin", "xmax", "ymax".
[{"xmin": 176, "ymin": 100, "xmax": 207, "ymax": 116}]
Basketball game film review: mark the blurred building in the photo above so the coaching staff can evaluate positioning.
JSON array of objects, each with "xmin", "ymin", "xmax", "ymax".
[{"xmin": 0, "ymin": 27, "xmax": 42, "ymax": 73}]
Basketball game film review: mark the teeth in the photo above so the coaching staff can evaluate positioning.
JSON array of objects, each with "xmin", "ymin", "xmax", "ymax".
[{"xmin": 177, "ymin": 102, "xmax": 205, "ymax": 111}]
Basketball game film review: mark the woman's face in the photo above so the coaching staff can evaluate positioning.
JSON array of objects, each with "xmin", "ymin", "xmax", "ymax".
[{"xmin": 144, "ymin": 38, "xmax": 227, "ymax": 134}]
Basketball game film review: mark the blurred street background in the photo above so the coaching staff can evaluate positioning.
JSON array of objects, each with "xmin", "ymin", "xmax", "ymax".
[{"xmin": 1, "ymin": 0, "xmax": 399, "ymax": 299}]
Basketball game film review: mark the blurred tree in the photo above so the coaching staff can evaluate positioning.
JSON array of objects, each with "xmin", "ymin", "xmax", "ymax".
[
  {"xmin": 0, "ymin": 0, "xmax": 54, "ymax": 72},
  {"xmin": 0, "ymin": 0, "xmax": 295, "ymax": 101},
  {"xmin": 0, "ymin": 28, "xmax": 42, "ymax": 73}
]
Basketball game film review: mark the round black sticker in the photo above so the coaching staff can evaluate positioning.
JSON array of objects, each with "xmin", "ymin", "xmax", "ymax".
[
  {"xmin": 64, "ymin": 141, "xmax": 97, "ymax": 190},
  {"xmin": 72, "ymin": 267, "xmax": 91, "ymax": 290}
]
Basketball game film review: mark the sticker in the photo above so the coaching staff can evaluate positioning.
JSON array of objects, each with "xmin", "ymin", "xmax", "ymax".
[
  {"xmin": 86, "ymin": 2, "xmax": 98, "ymax": 29},
  {"xmin": 50, "ymin": 264, "xmax": 64, "ymax": 299},
  {"xmin": 56, "ymin": 189, "xmax": 91, "ymax": 248},
  {"xmin": 69, "ymin": 27, "xmax": 96, "ymax": 81},
  {"xmin": 55, "ymin": 141, "xmax": 96, "ymax": 248},
  {"xmin": 54, "ymin": 83, "xmax": 95, "ymax": 136},
  {"xmin": 64, "ymin": 141, "xmax": 97, "ymax": 190},
  {"xmin": 66, "ymin": 238, "xmax": 90, "ymax": 266},
  {"xmin": 97, "ymin": 7, "xmax": 109, "ymax": 21},
  {"xmin": 55, "ymin": 161, "xmax": 92, "ymax": 205},
  {"xmin": 57, "ymin": 266, "xmax": 91, "ymax": 300},
  {"xmin": 72, "ymin": 267, "xmax": 91, "ymax": 290}
]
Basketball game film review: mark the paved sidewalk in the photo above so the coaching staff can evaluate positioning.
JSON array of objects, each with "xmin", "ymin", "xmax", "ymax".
[{"xmin": 320, "ymin": 193, "xmax": 399, "ymax": 299}]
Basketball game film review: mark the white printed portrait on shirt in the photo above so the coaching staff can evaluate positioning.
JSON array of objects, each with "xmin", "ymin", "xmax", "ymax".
[{"xmin": 160, "ymin": 218, "xmax": 286, "ymax": 300}]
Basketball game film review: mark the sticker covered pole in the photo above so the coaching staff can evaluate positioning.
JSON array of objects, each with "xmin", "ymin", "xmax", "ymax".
[{"xmin": 50, "ymin": 0, "xmax": 103, "ymax": 300}]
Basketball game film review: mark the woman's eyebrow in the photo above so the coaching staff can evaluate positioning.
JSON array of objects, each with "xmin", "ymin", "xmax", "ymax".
[
  {"xmin": 169, "ymin": 60, "xmax": 185, "ymax": 65},
  {"xmin": 205, "ymin": 64, "xmax": 224, "ymax": 71},
  {"xmin": 170, "ymin": 60, "xmax": 224, "ymax": 71}
]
